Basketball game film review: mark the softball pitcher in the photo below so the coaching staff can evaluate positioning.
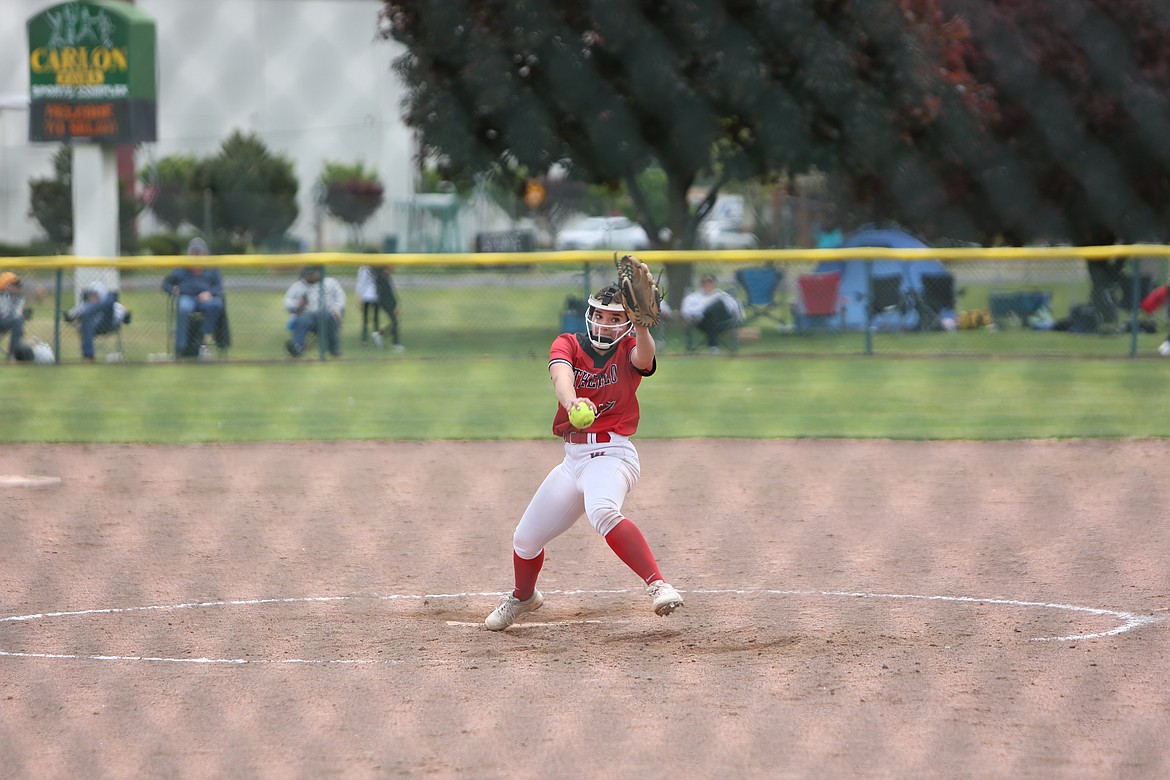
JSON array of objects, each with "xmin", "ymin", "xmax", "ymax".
[{"xmin": 486, "ymin": 258, "xmax": 684, "ymax": 630}]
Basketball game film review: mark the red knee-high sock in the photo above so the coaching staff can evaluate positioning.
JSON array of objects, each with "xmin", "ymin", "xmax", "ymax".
[
  {"xmin": 604, "ymin": 518, "xmax": 663, "ymax": 585},
  {"xmin": 512, "ymin": 550, "xmax": 544, "ymax": 601}
]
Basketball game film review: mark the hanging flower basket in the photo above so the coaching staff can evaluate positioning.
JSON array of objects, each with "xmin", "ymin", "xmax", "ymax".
[{"xmin": 323, "ymin": 179, "xmax": 385, "ymax": 226}]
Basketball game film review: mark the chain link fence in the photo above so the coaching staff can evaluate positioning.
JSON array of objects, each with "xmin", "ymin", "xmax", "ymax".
[{"xmin": 4, "ymin": 246, "xmax": 1169, "ymax": 364}]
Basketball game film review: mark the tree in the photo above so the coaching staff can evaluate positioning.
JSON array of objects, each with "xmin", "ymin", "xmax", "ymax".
[
  {"xmin": 139, "ymin": 154, "xmax": 199, "ymax": 232},
  {"xmin": 27, "ymin": 147, "xmax": 73, "ymax": 247},
  {"xmin": 317, "ymin": 160, "xmax": 385, "ymax": 247},
  {"xmin": 379, "ymin": 0, "xmax": 991, "ymax": 300},
  {"xmin": 192, "ymin": 131, "xmax": 299, "ymax": 247},
  {"xmin": 939, "ymin": 0, "xmax": 1170, "ymax": 244},
  {"xmin": 28, "ymin": 145, "xmax": 143, "ymax": 251}
]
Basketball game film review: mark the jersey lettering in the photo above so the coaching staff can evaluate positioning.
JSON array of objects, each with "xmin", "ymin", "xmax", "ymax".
[{"xmin": 574, "ymin": 364, "xmax": 619, "ymax": 389}]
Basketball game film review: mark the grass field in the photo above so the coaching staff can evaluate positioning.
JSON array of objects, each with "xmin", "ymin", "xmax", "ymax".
[
  {"xmin": 2, "ymin": 356, "xmax": 1164, "ymax": 443},
  {"xmin": 22, "ymin": 283, "xmax": 1168, "ymax": 363},
  {"xmin": 7, "ymin": 262, "xmax": 1167, "ymax": 444},
  {"xmin": 12, "ymin": 262, "xmax": 1166, "ymax": 362}
]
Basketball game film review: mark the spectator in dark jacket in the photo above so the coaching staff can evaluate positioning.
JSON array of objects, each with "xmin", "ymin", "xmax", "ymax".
[{"xmin": 161, "ymin": 238, "xmax": 225, "ymax": 357}]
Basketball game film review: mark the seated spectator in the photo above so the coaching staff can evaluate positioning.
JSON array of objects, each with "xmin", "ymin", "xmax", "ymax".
[
  {"xmin": 284, "ymin": 265, "xmax": 346, "ymax": 358},
  {"xmin": 356, "ymin": 264, "xmax": 404, "ymax": 352},
  {"xmin": 161, "ymin": 237, "xmax": 225, "ymax": 358},
  {"xmin": 64, "ymin": 281, "xmax": 131, "ymax": 361},
  {"xmin": 1086, "ymin": 258, "xmax": 1127, "ymax": 333},
  {"xmin": 0, "ymin": 271, "xmax": 27, "ymax": 363},
  {"xmin": 681, "ymin": 273, "xmax": 743, "ymax": 353}
]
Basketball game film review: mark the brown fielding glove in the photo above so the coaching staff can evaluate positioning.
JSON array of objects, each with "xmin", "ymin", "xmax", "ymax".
[{"xmin": 615, "ymin": 254, "xmax": 662, "ymax": 327}]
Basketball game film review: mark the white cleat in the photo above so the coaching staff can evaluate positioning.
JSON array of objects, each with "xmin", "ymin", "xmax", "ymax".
[
  {"xmin": 485, "ymin": 590, "xmax": 544, "ymax": 631},
  {"xmin": 647, "ymin": 580, "xmax": 684, "ymax": 616}
]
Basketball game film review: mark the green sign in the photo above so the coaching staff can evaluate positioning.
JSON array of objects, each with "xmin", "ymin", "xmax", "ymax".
[{"xmin": 27, "ymin": 0, "xmax": 157, "ymax": 143}]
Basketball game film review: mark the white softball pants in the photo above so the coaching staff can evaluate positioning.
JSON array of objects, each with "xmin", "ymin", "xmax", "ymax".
[{"xmin": 512, "ymin": 435, "xmax": 641, "ymax": 559}]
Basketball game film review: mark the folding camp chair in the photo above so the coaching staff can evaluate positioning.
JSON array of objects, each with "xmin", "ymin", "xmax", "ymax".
[
  {"xmin": 794, "ymin": 270, "xmax": 844, "ymax": 332},
  {"xmin": 870, "ymin": 275, "xmax": 906, "ymax": 315},
  {"xmin": 166, "ymin": 292, "xmax": 232, "ymax": 358},
  {"xmin": 0, "ymin": 305, "xmax": 31, "ymax": 360},
  {"xmin": 65, "ymin": 291, "xmax": 128, "ymax": 361},
  {"xmin": 915, "ymin": 272, "xmax": 958, "ymax": 331},
  {"xmin": 92, "ymin": 299, "xmax": 126, "ymax": 361},
  {"xmin": 735, "ymin": 266, "xmax": 785, "ymax": 325}
]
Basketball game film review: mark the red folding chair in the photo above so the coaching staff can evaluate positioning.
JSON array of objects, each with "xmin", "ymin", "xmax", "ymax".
[{"xmin": 795, "ymin": 270, "xmax": 844, "ymax": 331}]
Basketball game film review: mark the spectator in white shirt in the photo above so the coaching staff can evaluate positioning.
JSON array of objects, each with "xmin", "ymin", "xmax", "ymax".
[
  {"xmin": 681, "ymin": 273, "xmax": 743, "ymax": 353},
  {"xmin": 284, "ymin": 265, "xmax": 347, "ymax": 358}
]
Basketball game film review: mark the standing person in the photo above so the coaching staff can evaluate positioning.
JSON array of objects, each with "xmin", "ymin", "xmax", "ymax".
[
  {"xmin": 814, "ymin": 206, "xmax": 844, "ymax": 249},
  {"xmin": 161, "ymin": 237, "xmax": 226, "ymax": 357},
  {"xmin": 0, "ymin": 271, "xmax": 26, "ymax": 362},
  {"xmin": 485, "ymin": 258, "xmax": 683, "ymax": 631},
  {"xmin": 1086, "ymin": 258, "xmax": 1127, "ymax": 332},
  {"xmin": 284, "ymin": 265, "xmax": 346, "ymax": 357},
  {"xmin": 681, "ymin": 273, "xmax": 743, "ymax": 353},
  {"xmin": 356, "ymin": 264, "xmax": 404, "ymax": 352}
]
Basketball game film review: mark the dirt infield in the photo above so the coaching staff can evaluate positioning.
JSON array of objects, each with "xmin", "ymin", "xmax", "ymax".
[{"xmin": 1, "ymin": 440, "xmax": 1168, "ymax": 779}]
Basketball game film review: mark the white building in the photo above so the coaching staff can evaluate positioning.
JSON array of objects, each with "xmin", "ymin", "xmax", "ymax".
[{"xmin": 1, "ymin": 0, "xmax": 419, "ymax": 251}]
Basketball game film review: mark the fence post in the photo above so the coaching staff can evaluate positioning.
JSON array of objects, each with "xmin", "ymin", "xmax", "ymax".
[
  {"xmin": 864, "ymin": 260, "xmax": 875, "ymax": 355},
  {"xmin": 317, "ymin": 268, "xmax": 328, "ymax": 361},
  {"xmin": 53, "ymin": 268, "xmax": 63, "ymax": 364},
  {"xmin": 1128, "ymin": 258, "xmax": 1140, "ymax": 358}
]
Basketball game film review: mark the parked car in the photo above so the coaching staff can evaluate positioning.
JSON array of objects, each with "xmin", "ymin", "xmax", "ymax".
[
  {"xmin": 554, "ymin": 216, "xmax": 651, "ymax": 250},
  {"xmin": 700, "ymin": 219, "xmax": 759, "ymax": 250}
]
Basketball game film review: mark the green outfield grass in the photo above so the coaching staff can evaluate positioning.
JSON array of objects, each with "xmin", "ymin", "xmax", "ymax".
[
  {"xmin": 1, "ymin": 356, "xmax": 1164, "ymax": 443},
  {"xmin": 31, "ymin": 279, "xmax": 1164, "ymax": 363}
]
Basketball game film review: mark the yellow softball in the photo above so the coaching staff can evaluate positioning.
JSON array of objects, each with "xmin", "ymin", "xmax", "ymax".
[{"xmin": 568, "ymin": 401, "xmax": 596, "ymax": 429}]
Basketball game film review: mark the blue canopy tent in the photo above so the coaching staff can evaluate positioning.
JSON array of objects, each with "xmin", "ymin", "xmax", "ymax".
[{"xmin": 815, "ymin": 228, "xmax": 949, "ymax": 330}]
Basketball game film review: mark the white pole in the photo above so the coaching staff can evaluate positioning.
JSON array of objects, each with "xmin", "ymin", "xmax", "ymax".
[
  {"xmin": 0, "ymin": 96, "xmax": 30, "ymax": 243},
  {"xmin": 71, "ymin": 143, "xmax": 120, "ymax": 303}
]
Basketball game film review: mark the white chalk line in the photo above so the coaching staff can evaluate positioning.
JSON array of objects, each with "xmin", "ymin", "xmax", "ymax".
[
  {"xmin": 446, "ymin": 620, "xmax": 613, "ymax": 627},
  {"xmin": 0, "ymin": 589, "xmax": 1160, "ymax": 665},
  {"xmin": 688, "ymin": 589, "xmax": 1163, "ymax": 642},
  {"xmin": 0, "ymin": 474, "xmax": 62, "ymax": 488}
]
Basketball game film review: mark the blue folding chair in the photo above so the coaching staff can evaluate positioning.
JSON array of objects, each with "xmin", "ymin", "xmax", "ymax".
[{"xmin": 735, "ymin": 266, "xmax": 786, "ymax": 325}]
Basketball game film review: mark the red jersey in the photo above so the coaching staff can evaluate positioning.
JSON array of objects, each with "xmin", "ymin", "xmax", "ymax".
[{"xmin": 549, "ymin": 332, "xmax": 655, "ymax": 438}]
